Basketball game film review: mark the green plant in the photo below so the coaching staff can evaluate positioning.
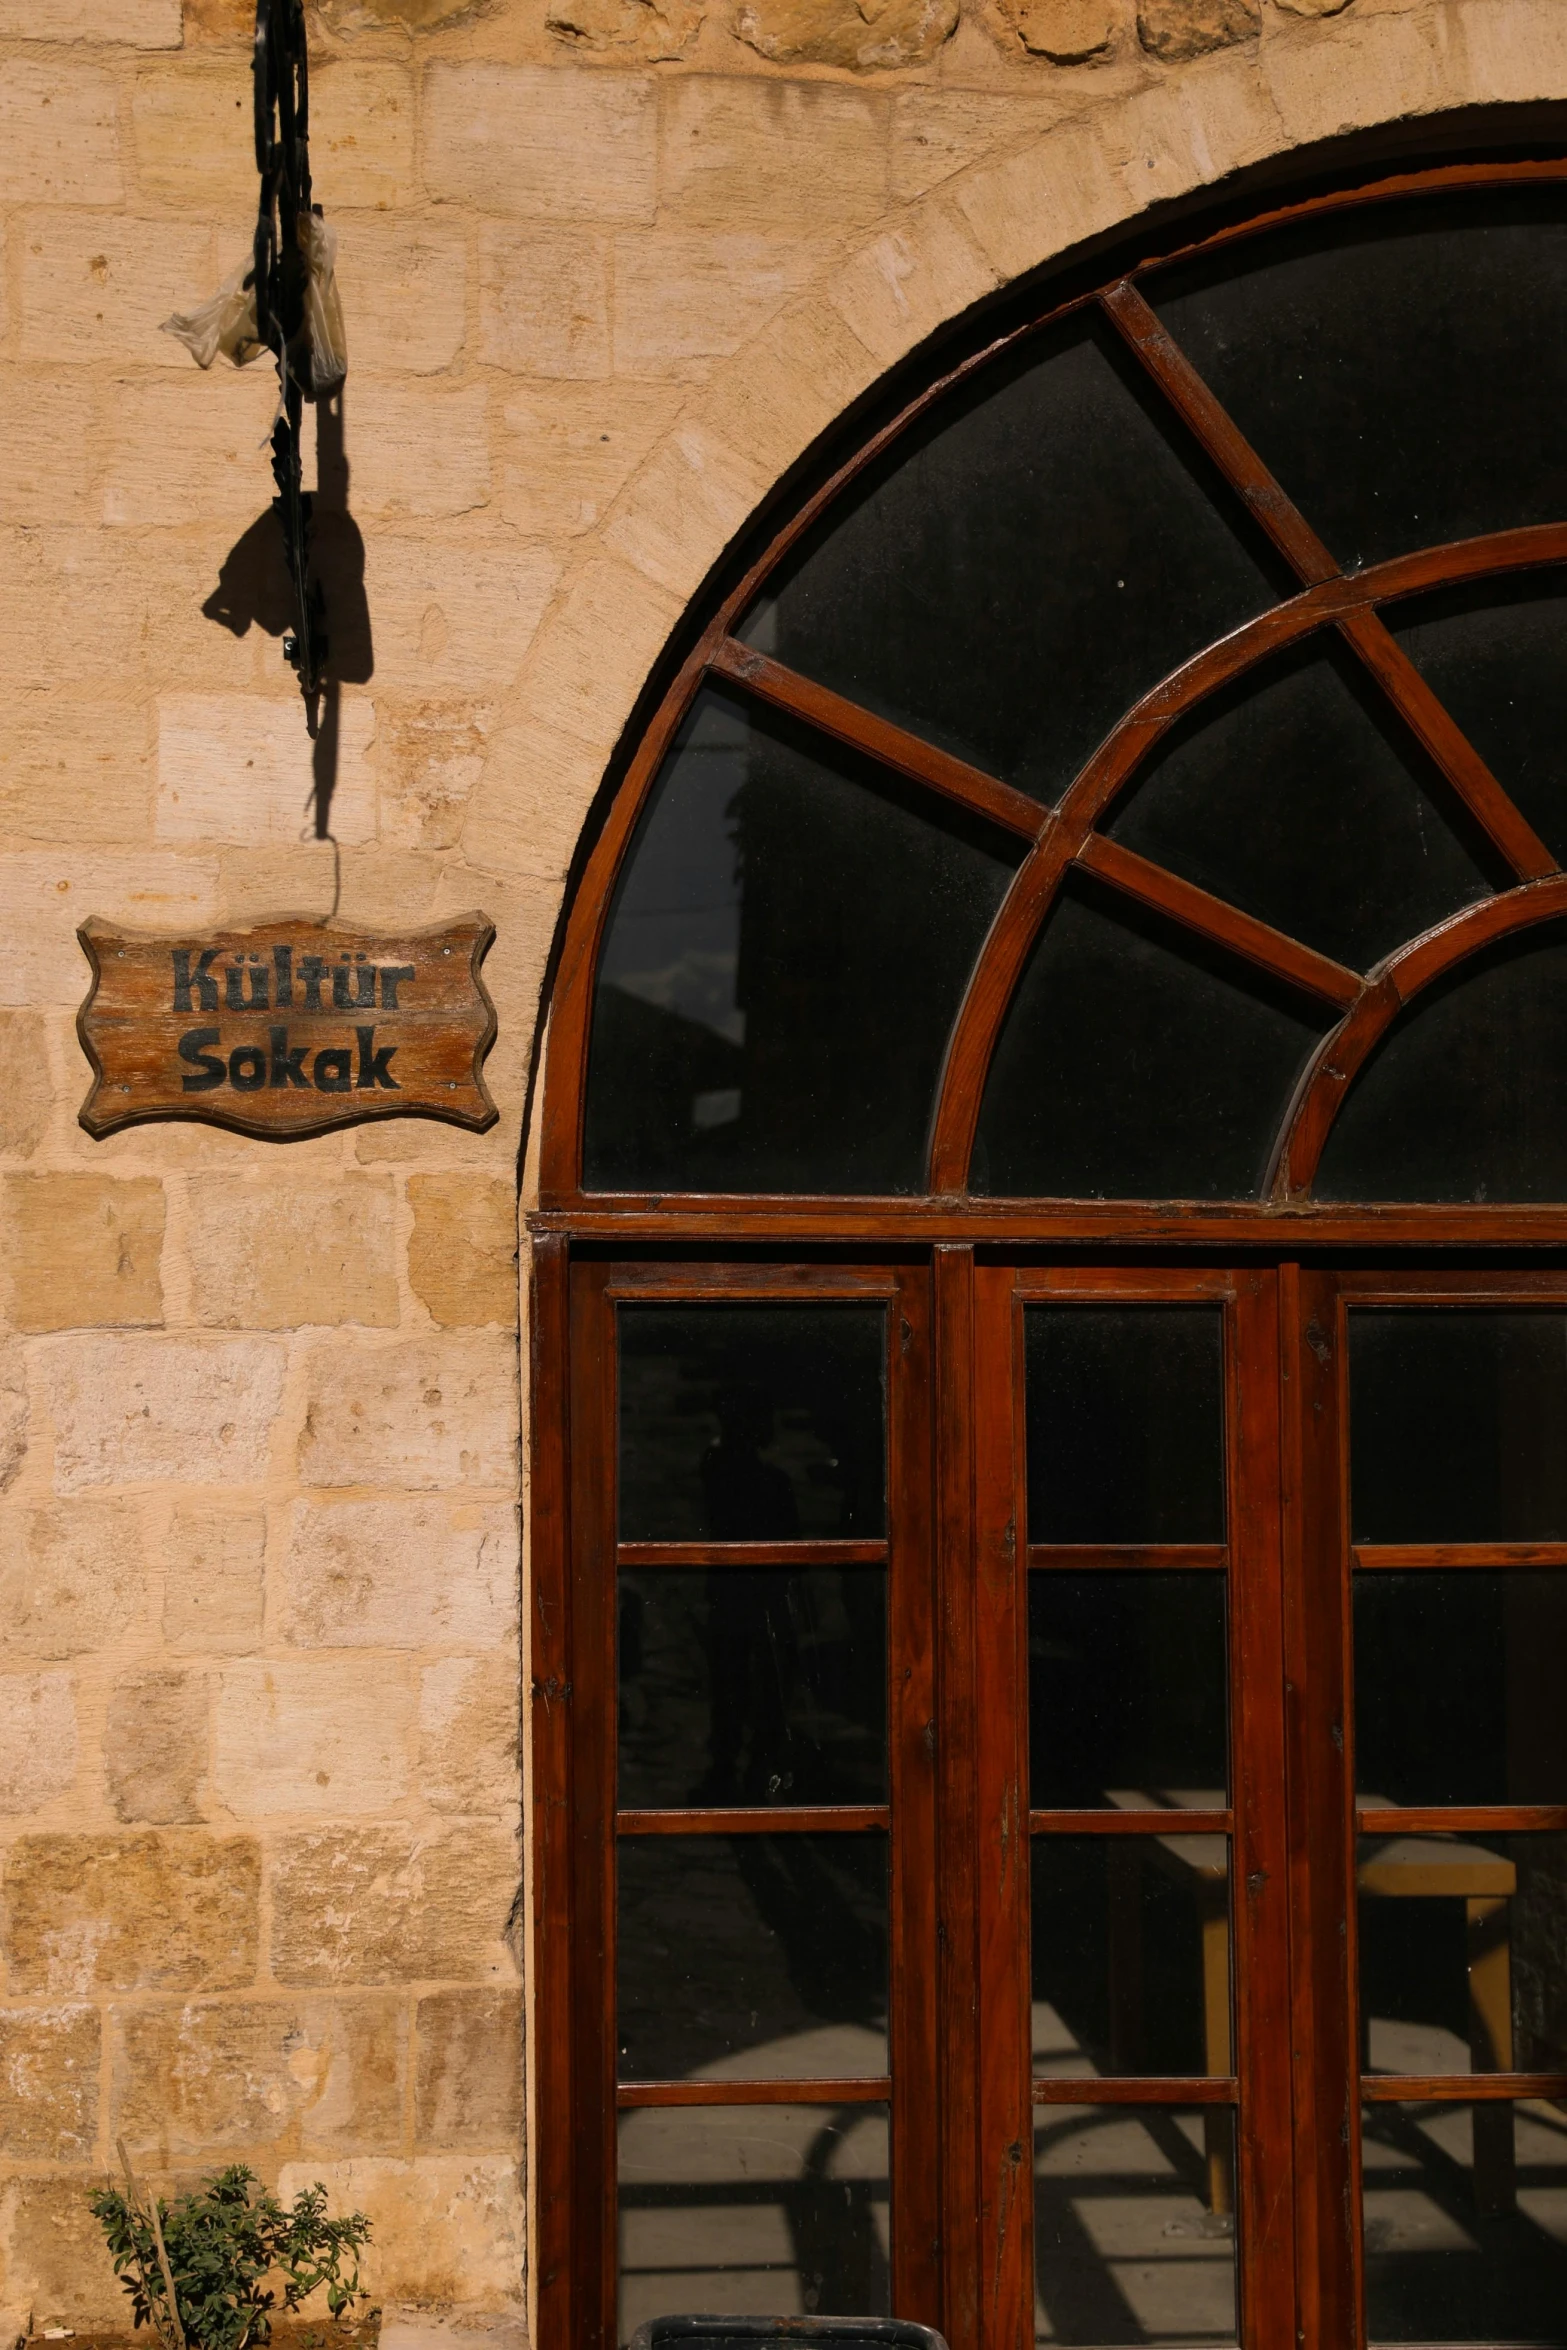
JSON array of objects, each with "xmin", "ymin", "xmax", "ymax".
[{"xmin": 89, "ymin": 2162, "xmax": 373, "ymax": 2350}]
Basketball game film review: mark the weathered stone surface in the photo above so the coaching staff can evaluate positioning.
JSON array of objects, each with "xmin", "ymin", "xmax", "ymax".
[
  {"xmin": 0, "ymin": 2006, "xmax": 100, "ymax": 2160},
  {"xmin": 318, "ymin": 0, "xmax": 486, "ymax": 33},
  {"xmin": 2, "ymin": 1174, "xmax": 164, "ymax": 1333},
  {"xmin": 274, "ymin": 2156, "xmax": 525, "ymax": 2309},
  {"xmin": 0, "ymin": 374, "xmax": 97, "ymax": 526},
  {"xmin": 269, "ymin": 1824, "xmax": 519, "ymax": 1985},
  {"xmin": 418, "ymin": 1656, "xmax": 518, "ymax": 1816},
  {"xmin": 0, "ymin": 1344, "xmax": 26, "ymax": 1495},
  {"xmin": 162, "ymin": 1502, "xmax": 266, "ymax": 1653},
  {"xmin": 281, "ymin": 1496, "xmax": 517, "ymax": 1650},
  {"xmin": 347, "ymin": 385, "xmax": 492, "ymax": 523},
  {"xmin": 1136, "ymin": 0, "xmax": 1257, "ymax": 57},
  {"xmin": 613, "ymin": 232, "xmax": 818, "ymax": 380},
  {"xmin": 996, "ymin": 0, "xmax": 1113, "ymax": 56},
  {"xmin": 105, "ymin": 1667, "xmax": 208, "ymax": 1825},
  {"xmin": 16, "ymin": 215, "xmax": 215, "ymax": 370},
  {"xmin": 497, "ymin": 382, "xmax": 681, "ymax": 540},
  {"xmin": 0, "ymin": 2176, "xmax": 130, "ymax": 2327},
  {"xmin": 733, "ymin": 0, "xmax": 956, "ymax": 67},
  {"xmin": 156, "ymin": 694, "xmax": 377, "ymax": 848},
  {"xmin": 546, "ymin": 0, "xmax": 702, "ymax": 59},
  {"xmin": 0, "ymin": 1672, "xmax": 77, "ymax": 1816},
  {"xmin": 213, "ymin": 1658, "xmax": 415, "ymax": 1818},
  {"xmin": 100, "ymin": 371, "xmax": 283, "ymax": 531},
  {"xmin": 0, "ymin": 1498, "xmax": 146, "ymax": 1658},
  {"xmin": 363, "ymin": 540, "xmax": 559, "ymax": 699},
  {"xmin": 0, "ymin": 852, "xmax": 219, "ymax": 1012},
  {"xmin": 338, "ymin": 219, "xmax": 469, "ymax": 378},
  {"xmin": 185, "ymin": 1177, "xmax": 399, "ymax": 1331},
  {"xmin": 114, "ymin": 1995, "xmax": 406, "ymax": 2156},
  {"xmin": 0, "ymin": 0, "xmax": 180, "ymax": 41},
  {"xmin": 296, "ymin": 1333, "xmax": 518, "ymax": 1490},
  {"xmin": 33, "ymin": 1333, "xmax": 287, "ymax": 1493},
  {"xmin": 0, "ymin": 1014, "xmax": 51, "ymax": 1157},
  {"xmin": 661, "ymin": 81, "xmax": 889, "ymax": 230},
  {"xmin": 0, "ymin": 65, "xmax": 123, "ymax": 207},
  {"xmin": 408, "ymin": 1177, "xmax": 518, "ymax": 1329},
  {"xmin": 415, "ymin": 1989, "xmax": 523, "ymax": 2148},
  {"xmin": 1, "ymin": 1831, "xmax": 260, "ymax": 1993},
  {"xmin": 423, "ymin": 65, "xmax": 656, "ymax": 225},
  {"xmin": 1273, "ymin": 0, "xmax": 1350, "ymax": 12},
  {"xmin": 478, "ymin": 225, "xmax": 611, "ymax": 381}
]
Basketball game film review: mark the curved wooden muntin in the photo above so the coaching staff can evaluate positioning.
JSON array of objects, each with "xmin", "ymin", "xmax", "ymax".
[{"xmin": 538, "ymin": 158, "xmax": 1567, "ymax": 1243}]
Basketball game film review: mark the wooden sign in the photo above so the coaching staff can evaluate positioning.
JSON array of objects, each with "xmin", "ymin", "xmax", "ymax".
[{"xmin": 78, "ymin": 913, "xmax": 497, "ymax": 1139}]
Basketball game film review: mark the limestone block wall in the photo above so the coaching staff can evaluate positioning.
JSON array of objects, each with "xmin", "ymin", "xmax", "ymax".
[{"xmin": 0, "ymin": 0, "xmax": 1561, "ymax": 2333}]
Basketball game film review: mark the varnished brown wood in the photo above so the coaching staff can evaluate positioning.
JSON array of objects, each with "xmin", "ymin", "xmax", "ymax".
[
  {"xmin": 1077, "ymin": 832, "xmax": 1363, "ymax": 1008},
  {"xmin": 1357, "ymin": 1806, "xmax": 1567, "ymax": 1835},
  {"xmin": 1360, "ymin": 2074, "xmax": 1567, "ymax": 2104},
  {"xmin": 541, "ymin": 1198, "xmax": 1567, "ymax": 1246},
  {"xmin": 1028, "ymin": 1543, "xmax": 1227, "ymax": 1572},
  {"xmin": 616, "ymin": 1539, "xmax": 889, "ymax": 1567},
  {"xmin": 605, "ymin": 1261, "xmax": 898, "ymax": 1298},
  {"xmin": 1031, "ymin": 2076, "xmax": 1238, "ymax": 2105},
  {"xmin": 616, "ymin": 1806, "xmax": 890, "ymax": 1834},
  {"xmin": 1030, "ymin": 1809, "xmax": 1233, "ymax": 1836},
  {"xmin": 1353, "ymin": 1543, "xmax": 1567, "ymax": 1571},
  {"xmin": 618, "ymin": 2077, "xmax": 893, "ymax": 2107}
]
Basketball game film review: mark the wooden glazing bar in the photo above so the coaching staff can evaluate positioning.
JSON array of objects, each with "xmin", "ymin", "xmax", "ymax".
[
  {"xmin": 708, "ymin": 638, "xmax": 1050, "ymax": 844},
  {"xmin": 618, "ymin": 2076, "xmax": 892, "ymax": 2108},
  {"xmin": 1353, "ymin": 1544, "xmax": 1567, "ymax": 1570},
  {"xmin": 605, "ymin": 1260, "xmax": 898, "ymax": 1298},
  {"xmin": 1032, "ymin": 2076, "xmax": 1237, "ymax": 2106},
  {"xmin": 617, "ymin": 1539, "xmax": 888, "ymax": 1568},
  {"xmin": 617, "ymin": 1805, "xmax": 889, "ymax": 1835},
  {"xmin": 1013, "ymin": 1265, "xmax": 1238, "ymax": 1300},
  {"xmin": 1360, "ymin": 2074, "xmax": 1567, "ymax": 2104},
  {"xmin": 1077, "ymin": 831, "xmax": 1362, "ymax": 1009},
  {"xmin": 1030, "ymin": 1809, "xmax": 1232, "ymax": 1836},
  {"xmin": 540, "ymin": 1198, "xmax": 1567, "ymax": 1247},
  {"xmin": 1321, "ymin": 1267, "xmax": 1567, "ymax": 1301},
  {"xmin": 1028, "ymin": 1543, "xmax": 1227, "ymax": 1572},
  {"xmin": 1356, "ymin": 1807, "xmax": 1567, "ymax": 1836}
]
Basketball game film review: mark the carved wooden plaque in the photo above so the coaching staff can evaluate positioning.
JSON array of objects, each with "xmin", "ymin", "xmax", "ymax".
[{"xmin": 78, "ymin": 913, "xmax": 498, "ymax": 1139}]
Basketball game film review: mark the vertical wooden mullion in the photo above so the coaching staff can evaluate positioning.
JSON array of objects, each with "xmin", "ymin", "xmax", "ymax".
[
  {"xmin": 1229, "ymin": 1270, "xmax": 1296, "ymax": 2350},
  {"xmin": 530, "ymin": 1233, "xmax": 574, "ymax": 2350}
]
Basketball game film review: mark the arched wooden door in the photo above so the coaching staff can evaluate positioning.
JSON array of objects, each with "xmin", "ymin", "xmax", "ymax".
[{"xmin": 531, "ymin": 157, "xmax": 1567, "ymax": 2350}]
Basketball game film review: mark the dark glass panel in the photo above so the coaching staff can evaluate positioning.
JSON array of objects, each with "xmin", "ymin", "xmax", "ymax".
[
  {"xmin": 1362, "ymin": 2099, "xmax": 1567, "ymax": 2344},
  {"xmin": 1032, "ymin": 1835, "xmax": 1231, "ymax": 2078},
  {"xmin": 1389, "ymin": 572, "xmax": 1567, "ymax": 868},
  {"xmin": 1034, "ymin": 2106, "xmax": 1239, "ymax": 2345},
  {"xmin": 1357, "ymin": 1833, "xmax": 1567, "ymax": 2079},
  {"xmin": 1026, "ymin": 1307, "xmax": 1225, "ymax": 1542},
  {"xmin": 740, "ymin": 313, "xmax": 1284, "ymax": 806},
  {"xmin": 1354, "ymin": 1573, "xmax": 1567, "ymax": 1807},
  {"xmin": 1349, "ymin": 1311, "xmax": 1567, "ymax": 1543},
  {"xmin": 973, "ymin": 875, "xmax": 1333, "ymax": 1200},
  {"xmin": 1105, "ymin": 640, "xmax": 1498, "ymax": 973},
  {"xmin": 585, "ymin": 687, "xmax": 1018, "ymax": 1193},
  {"xmin": 618, "ymin": 2103, "xmax": 889, "ymax": 2343},
  {"xmin": 1030, "ymin": 1575, "xmax": 1228, "ymax": 1809},
  {"xmin": 619, "ymin": 1568, "xmax": 887, "ymax": 1809},
  {"xmin": 1150, "ymin": 191, "xmax": 1567, "ymax": 569},
  {"xmin": 1318, "ymin": 922, "xmax": 1567, "ymax": 1202},
  {"xmin": 616, "ymin": 1832, "xmax": 888, "ymax": 2081},
  {"xmin": 618, "ymin": 1305, "xmax": 885, "ymax": 1543}
]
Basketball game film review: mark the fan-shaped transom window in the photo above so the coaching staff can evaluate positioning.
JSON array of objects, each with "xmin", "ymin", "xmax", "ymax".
[{"xmin": 564, "ymin": 175, "xmax": 1567, "ymax": 1210}]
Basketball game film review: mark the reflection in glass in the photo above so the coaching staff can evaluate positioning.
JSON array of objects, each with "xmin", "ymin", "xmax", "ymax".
[
  {"xmin": 1034, "ymin": 2106, "xmax": 1238, "ymax": 2345},
  {"xmin": 1316, "ymin": 921, "xmax": 1567, "ymax": 1203},
  {"xmin": 1356, "ymin": 1833, "xmax": 1567, "ymax": 2080},
  {"xmin": 584, "ymin": 687, "xmax": 1019, "ymax": 1193},
  {"xmin": 1150, "ymin": 189, "xmax": 1567, "ymax": 568},
  {"xmin": 619, "ymin": 1569, "xmax": 887, "ymax": 1809},
  {"xmin": 1390, "ymin": 573, "xmax": 1567, "ymax": 872},
  {"xmin": 974, "ymin": 876, "xmax": 1332, "ymax": 1201},
  {"xmin": 1354, "ymin": 1573, "xmax": 1567, "ymax": 1807},
  {"xmin": 618, "ymin": 1305, "xmax": 886, "ymax": 1542},
  {"xmin": 1362, "ymin": 2100, "xmax": 1567, "ymax": 2342},
  {"xmin": 1349, "ymin": 1311, "xmax": 1567, "ymax": 1541},
  {"xmin": 618, "ymin": 2102, "xmax": 890, "ymax": 2344},
  {"xmin": 617, "ymin": 1832, "xmax": 888, "ymax": 2081},
  {"xmin": 1032, "ymin": 1836, "xmax": 1231, "ymax": 2080},
  {"xmin": 1104, "ymin": 640, "xmax": 1498, "ymax": 974},
  {"xmin": 1026, "ymin": 1309, "xmax": 1226, "ymax": 1543},
  {"xmin": 741, "ymin": 313, "xmax": 1282, "ymax": 806},
  {"xmin": 1030, "ymin": 1575, "xmax": 1228, "ymax": 1810}
]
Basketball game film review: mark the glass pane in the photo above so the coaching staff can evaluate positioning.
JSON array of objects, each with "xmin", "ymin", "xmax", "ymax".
[
  {"xmin": 1349, "ymin": 1311, "xmax": 1567, "ymax": 1543},
  {"xmin": 1034, "ymin": 2105, "xmax": 1238, "ymax": 2345},
  {"xmin": 1354, "ymin": 1573, "xmax": 1567, "ymax": 1807},
  {"xmin": 973, "ymin": 876, "xmax": 1333, "ymax": 1200},
  {"xmin": 1026, "ymin": 1308, "xmax": 1226, "ymax": 1543},
  {"xmin": 1389, "ymin": 572, "xmax": 1567, "ymax": 870},
  {"xmin": 618, "ymin": 2102, "xmax": 890, "ymax": 2343},
  {"xmin": 1150, "ymin": 190, "xmax": 1567, "ymax": 569},
  {"xmin": 1030, "ymin": 1575, "xmax": 1228, "ymax": 1810},
  {"xmin": 1316, "ymin": 921, "xmax": 1567, "ymax": 1203},
  {"xmin": 1032, "ymin": 1836, "xmax": 1231, "ymax": 2079},
  {"xmin": 620, "ymin": 1569, "xmax": 887, "ymax": 1809},
  {"xmin": 1104, "ymin": 640, "xmax": 1498, "ymax": 974},
  {"xmin": 584, "ymin": 686, "xmax": 1018, "ymax": 1193},
  {"xmin": 617, "ymin": 1832, "xmax": 888, "ymax": 2081},
  {"xmin": 740, "ymin": 313, "xmax": 1284, "ymax": 806},
  {"xmin": 1362, "ymin": 2099, "xmax": 1567, "ymax": 2343},
  {"xmin": 618, "ymin": 1305, "xmax": 886, "ymax": 1542},
  {"xmin": 1357, "ymin": 1832, "xmax": 1567, "ymax": 2079}
]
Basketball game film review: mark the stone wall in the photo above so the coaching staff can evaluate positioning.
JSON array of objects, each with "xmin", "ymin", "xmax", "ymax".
[{"xmin": 0, "ymin": 0, "xmax": 1561, "ymax": 2335}]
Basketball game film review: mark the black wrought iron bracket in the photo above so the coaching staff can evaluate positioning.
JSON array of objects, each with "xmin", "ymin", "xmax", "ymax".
[{"xmin": 254, "ymin": 0, "xmax": 327, "ymax": 721}]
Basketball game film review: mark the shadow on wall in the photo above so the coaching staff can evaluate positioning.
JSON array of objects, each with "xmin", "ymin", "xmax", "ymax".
[{"xmin": 202, "ymin": 388, "xmax": 374, "ymax": 842}]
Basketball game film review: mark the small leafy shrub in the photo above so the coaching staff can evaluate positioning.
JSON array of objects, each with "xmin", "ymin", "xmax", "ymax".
[{"xmin": 89, "ymin": 2164, "xmax": 373, "ymax": 2350}]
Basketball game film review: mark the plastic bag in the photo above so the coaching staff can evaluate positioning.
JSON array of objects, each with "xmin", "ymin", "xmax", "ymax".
[
  {"xmin": 161, "ymin": 250, "xmax": 265, "ymax": 369},
  {"xmin": 161, "ymin": 214, "xmax": 346, "ymax": 390},
  {"xmin": 300, "ymin": 211, "xmax": 347, "ymax": 392}
]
